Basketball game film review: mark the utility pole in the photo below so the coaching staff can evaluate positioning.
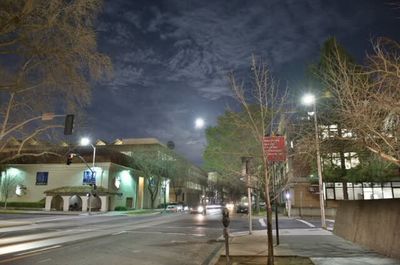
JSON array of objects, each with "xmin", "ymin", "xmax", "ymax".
[{"xmin": 241, "ymin": 157, "xmax": 252, "ymax": 234}]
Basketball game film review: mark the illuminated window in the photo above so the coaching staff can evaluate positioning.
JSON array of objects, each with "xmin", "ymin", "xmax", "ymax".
[{"xmin": 36, "ymin": 172, "xmax": 48, "ymax": 185}]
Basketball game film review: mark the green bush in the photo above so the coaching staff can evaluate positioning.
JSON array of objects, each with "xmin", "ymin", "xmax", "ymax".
[
  {"xmin": 114, "ymin": 206, "xmax": 128, "ymax": 211},
  {"xmin": 0, "ymin": 201, "xmax": 45, "ymax": 208}
]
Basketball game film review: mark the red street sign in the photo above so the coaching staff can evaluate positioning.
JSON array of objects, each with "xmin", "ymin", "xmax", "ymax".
[{"xmin": 263, "ymin": 136, "xmax": 286, "ymax": 162}]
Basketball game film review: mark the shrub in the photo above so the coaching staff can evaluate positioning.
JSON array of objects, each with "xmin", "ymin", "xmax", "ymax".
[
  {"xmin": 114, "ymin": 206, "xmax": 128, "ymax": 211},
  {"xmin": 0, "ymin": 201, "xmax": 45, "ymax": 208}
]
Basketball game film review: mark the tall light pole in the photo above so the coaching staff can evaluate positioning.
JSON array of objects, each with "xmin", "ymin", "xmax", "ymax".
[
  {"xmin": 80, "ymin": 137, "xmax": 96, "ymax": 215},
  {"xmin": 241, "ymin": 156, "xmax": 253, "ymax": 234},
  {"xmin": 165, "ymin": 141, "xmax": 175, "ymax": 211},
  {"xmin": 302, "ymin": 94, "xmax": 326, "ymax": 229}
]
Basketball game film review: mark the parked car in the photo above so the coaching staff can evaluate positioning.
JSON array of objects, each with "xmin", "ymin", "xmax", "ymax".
[
  {"xmin": 236, "ymin": 205, "xmax": 249, "ymax": 214},
  {"xmin": 167, "ymin": 203, "xmax": 183, "ymax": 212},
  {"xmin": 166, "ymin": 204, "xmax": 179, "ymax": 212}
]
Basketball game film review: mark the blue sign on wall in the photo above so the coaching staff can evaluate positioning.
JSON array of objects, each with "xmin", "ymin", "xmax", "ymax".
[
  {"xmin": 36, "ymin": 172, "xmax": 48, "ymax": 185},
  {"xmin": 83, "ymin": 170, "xmax": 96, "ymax": 185}
]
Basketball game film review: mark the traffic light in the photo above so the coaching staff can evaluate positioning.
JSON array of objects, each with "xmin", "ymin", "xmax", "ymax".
[
  {"xmin": 64, "ymin": 114, "xmax": 74, "ymax": 135},
  {"xmin": 66, "ymin": 153, "xmax": 75, "ymax": 165}
]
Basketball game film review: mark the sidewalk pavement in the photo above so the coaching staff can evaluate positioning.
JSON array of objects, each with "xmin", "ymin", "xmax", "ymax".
[{"xmin": 216, "ymin": 228, "xmax": 400, "ymax": 265}]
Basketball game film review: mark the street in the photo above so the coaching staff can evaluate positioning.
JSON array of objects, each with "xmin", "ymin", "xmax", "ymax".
[{"xmin": 0, "ymin": 210, "xmax": 333, "ymax": 265}]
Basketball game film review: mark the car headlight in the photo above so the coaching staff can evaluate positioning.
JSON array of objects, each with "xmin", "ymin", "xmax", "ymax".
[
  {"xmin": 197, "ymin": 206, "xmax": 204, "ymax": 212},
  {"xmin": 226, "ymin": 203, "xmax": 234, "ymax": 210}
]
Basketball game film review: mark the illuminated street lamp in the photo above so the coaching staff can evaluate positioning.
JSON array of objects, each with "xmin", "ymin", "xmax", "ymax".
[
  {"xmin": 80, "ymin": 137, "xmax": 96, "ymax": 168},
  {"xmin": 285, "ymin": 192, "xmax": 291, "ymax": 218},
  {"xmin": 302, "ymin": 93, "xmax": 327, "ymax": 229},
  {"xmin": 80, "ymin": 137, "xmax": 96, "ymax": 215}
]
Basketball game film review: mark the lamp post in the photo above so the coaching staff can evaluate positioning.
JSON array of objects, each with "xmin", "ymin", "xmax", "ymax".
[
  {"xmin": 241, "ymin": 156, "xmax": 253, "ymax": 235},
  {"xmin": 165, "ymin": 141, "xmax": 175, "ymax": 211},
  {"xmin": 80, "ymin": 137, "xmax": 96, "ymax": 215},
  {"xmin": 302, "ymin": 94, "xmax": 327, "ymax": 229},
  {"xmin": 285, "ymin": 192, "xmax": 291, "ymax": 218}
]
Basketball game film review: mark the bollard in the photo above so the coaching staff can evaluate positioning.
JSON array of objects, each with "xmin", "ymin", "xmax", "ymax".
[{"xmin": 222, "ymin": 207, "xmax": 230, "ymax": 265}]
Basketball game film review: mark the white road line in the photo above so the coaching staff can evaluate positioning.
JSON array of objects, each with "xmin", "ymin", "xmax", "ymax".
[
  {"xmin": 258, "ymin": 218, "xmax": 266, "ymax": 227},
  {"xmin": 37, "ymin": 258, "xmax": 52, "ymax": 264},
  {"xmin": 14, "ymin": 245, "xmax": 62, "ymax": 256},
  {"xmin": 296, "ymin": 219, "xmax": 316, "ymax": 228},
  {"xmin": 112, "ymin": 231, "xmax": 127, "ymax": 236}
]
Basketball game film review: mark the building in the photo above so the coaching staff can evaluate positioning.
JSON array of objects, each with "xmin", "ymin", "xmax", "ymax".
[{"xmin": 0, "ymin": 138, "xmax": 207, "ymax": 212}]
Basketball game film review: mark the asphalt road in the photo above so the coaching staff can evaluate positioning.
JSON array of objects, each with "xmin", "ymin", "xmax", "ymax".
[{"xmin": 0, "ymin": 210, "xmax": 334, "ymax": 265}]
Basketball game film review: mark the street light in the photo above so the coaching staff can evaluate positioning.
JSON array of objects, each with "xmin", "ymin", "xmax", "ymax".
[
  {"xmin": 285, "ymin": 192, "xmax": 291, "ymax": 218},
  {"xmin": 302, "ymin": 93, "xmax": 327, "ymax": 229},
  {"xmin": 80, "ymin": 137, "xmax": 96, "ymax": 168},
  {"xmin": 80, "ymin": 137, "xmax": 96, "ymax": 215}
]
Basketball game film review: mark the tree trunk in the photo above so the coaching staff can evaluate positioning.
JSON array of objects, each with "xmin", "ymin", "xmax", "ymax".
[
  {"xmin": 338, "ymin": 124, "xmax": 349, "ymax": 200},
  {"xmin": 264, "ymin": 164, "xmax": 274, "ymax": 265}
]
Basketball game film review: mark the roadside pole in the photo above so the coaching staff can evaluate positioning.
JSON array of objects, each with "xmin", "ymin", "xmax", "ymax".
[
  {"xmin": 242, "ymin": 157, "xmax": 253, "ymax": 234},
  {"xmin": 272, "ymin": 162, "xmax": 279, "ymax": 245},
  {"xmin": 222, "ymin": 208, "xmax": 230, "ymax": 265}
]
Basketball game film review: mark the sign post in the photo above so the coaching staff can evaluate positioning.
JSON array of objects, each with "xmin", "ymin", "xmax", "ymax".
[{"xmin": 263, "ymin": 136, "xmax": 286, "ymax": 245}]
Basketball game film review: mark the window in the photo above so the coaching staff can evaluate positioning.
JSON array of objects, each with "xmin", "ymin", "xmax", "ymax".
[
  {"xmin": 83, "ymin": 170, "xmax": 96, "ymax": 185},
  {"xmin": 36, "ymin": 172, "xmax": 48, "ymax": 185}
]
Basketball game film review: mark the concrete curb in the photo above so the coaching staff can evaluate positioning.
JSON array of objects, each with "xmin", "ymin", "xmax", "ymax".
[
  {"xmin": 0, "ymin": 221, "xmax": 33, "ymax": 228},
  {"xmin": 202, "ymin": 242, "xmax": 224, "ymax": 265}
]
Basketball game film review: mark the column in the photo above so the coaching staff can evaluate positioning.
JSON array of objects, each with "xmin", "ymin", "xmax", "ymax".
[
  {"xmin": 99, "ymin": 196, "xmax": 108, "ymax": 212},
  {"xmin": 61, "ymin": 196, "xmax": 70, "ymax": 212},
  {"xmin": 81, "ymin": 196, "xmax": 89, "ymax": 212},
  {"xmin": 45, "ymin": 196, "xmax": 53, "ymax": 211}
]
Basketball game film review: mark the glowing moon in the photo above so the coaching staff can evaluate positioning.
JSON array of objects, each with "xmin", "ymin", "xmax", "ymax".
[{"xmin": 195, "ymin": 118, "xmax": 205, "ymax": 129}]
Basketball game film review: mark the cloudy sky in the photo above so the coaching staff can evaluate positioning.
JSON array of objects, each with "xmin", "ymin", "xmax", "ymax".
[{"xmin": 83, "ymin": 0, "xmax": 400, "ymax": 165}]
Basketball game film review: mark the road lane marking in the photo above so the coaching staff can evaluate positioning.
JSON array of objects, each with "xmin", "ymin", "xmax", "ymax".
[
  {"xmin": 296, "ymin": 219, "xmax": 315, "ymax": 228},
  {"xmin": 112, "ymin": 231, "xmax": 127, "ymax": 236},
  {"xmin": 37, "ymin": 258, "xmax": 52, "ymax": 263},
  {"xmin": 15, "ymin": 245, "xmax": 62, "ymax": 256},
  {"xmin": 258, "ymin": 218, "xmax": 266, "ymax": 227},
  {"xmin": 0, "ymin": 246, "xmax": 61, "ymax": 264}
]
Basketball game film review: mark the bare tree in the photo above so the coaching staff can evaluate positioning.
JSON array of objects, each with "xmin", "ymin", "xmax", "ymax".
[
  {"xmin": 229, "ymin": 56, "xmax": 289, "ymax": 265},
  {"xmin": 321, "ymin": 38, "xmax": 400, "ymax": 166},
  {"xmin": 0, "ymin": 0, "xmax": 111, "ymax": 162},
  {"xmin": 0, "ymin": 168, "xmax": 22, "ymax": 208}
]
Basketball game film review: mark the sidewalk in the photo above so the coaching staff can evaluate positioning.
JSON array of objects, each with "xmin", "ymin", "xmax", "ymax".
[{"xmin": 214, "ymin": 228, "xmax": 400, "ymax": 265}]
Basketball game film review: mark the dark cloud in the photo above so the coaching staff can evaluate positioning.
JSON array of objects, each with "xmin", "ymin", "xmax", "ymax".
[{"xmin": 84, "ymin": 0, "xmax": 400, "ymax": 165}]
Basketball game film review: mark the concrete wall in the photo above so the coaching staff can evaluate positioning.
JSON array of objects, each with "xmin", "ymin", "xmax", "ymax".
[
  {"xmin": 292, "ymin": 182, "xmax": 339, "ymax": 209},
  {"xmin": 108, "ymin": 164, "xmax": 138, "ymax": 210},
  {"xmin": 3, "ymin": 163, "xmax": 111, "ymax": 203},
  {"xmin": 290, "ymin": 207, "xmax": 337, "ymax": 217},
  {"xmin": 334, "ymin": 199, "xmax": 400, "ymax": 259}
]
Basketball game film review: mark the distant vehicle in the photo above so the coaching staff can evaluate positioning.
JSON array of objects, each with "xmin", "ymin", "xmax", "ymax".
[
  {"xmin": 206, "ymin": 204, "xmax": 222, "ymax": 210},
  {"xmin": 168, "ymin": 203, "xmax": 183, "ymax": 212},
  {"xmin": 225, "ymin": 203, "xmax": 234, "ymax": 211},
  {"xmin": 166, "ymin": 204, "xmax": 179, "ymax": 212},
  {"xmin": 190, "ymin": 205, "xmax": 204, "ymax": 214},
  {"xmin": 236, "ymin": 205, "xmax": 248, "ymax": 214}
]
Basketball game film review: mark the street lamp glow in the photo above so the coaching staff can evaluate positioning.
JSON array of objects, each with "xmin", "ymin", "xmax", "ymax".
[
  {"xmin": 80, "ymin": 137, "xmax": 91, "ymax": 146},
  {"xmin": 302, "ymin": 93, "xmax": 316, "ymax": 106},
  {"xmin": 195, "ymin": 118, "xmax": 205, "ymax": 129},
  {"xmin": 301, "ymin": 93, "xmax": 326, "ymax": 229}
]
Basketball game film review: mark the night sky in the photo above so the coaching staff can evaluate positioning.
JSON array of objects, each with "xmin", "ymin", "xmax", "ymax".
[{"xmin": 83, "ymin": 0, "xmax": 400, "ymax": 166}]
